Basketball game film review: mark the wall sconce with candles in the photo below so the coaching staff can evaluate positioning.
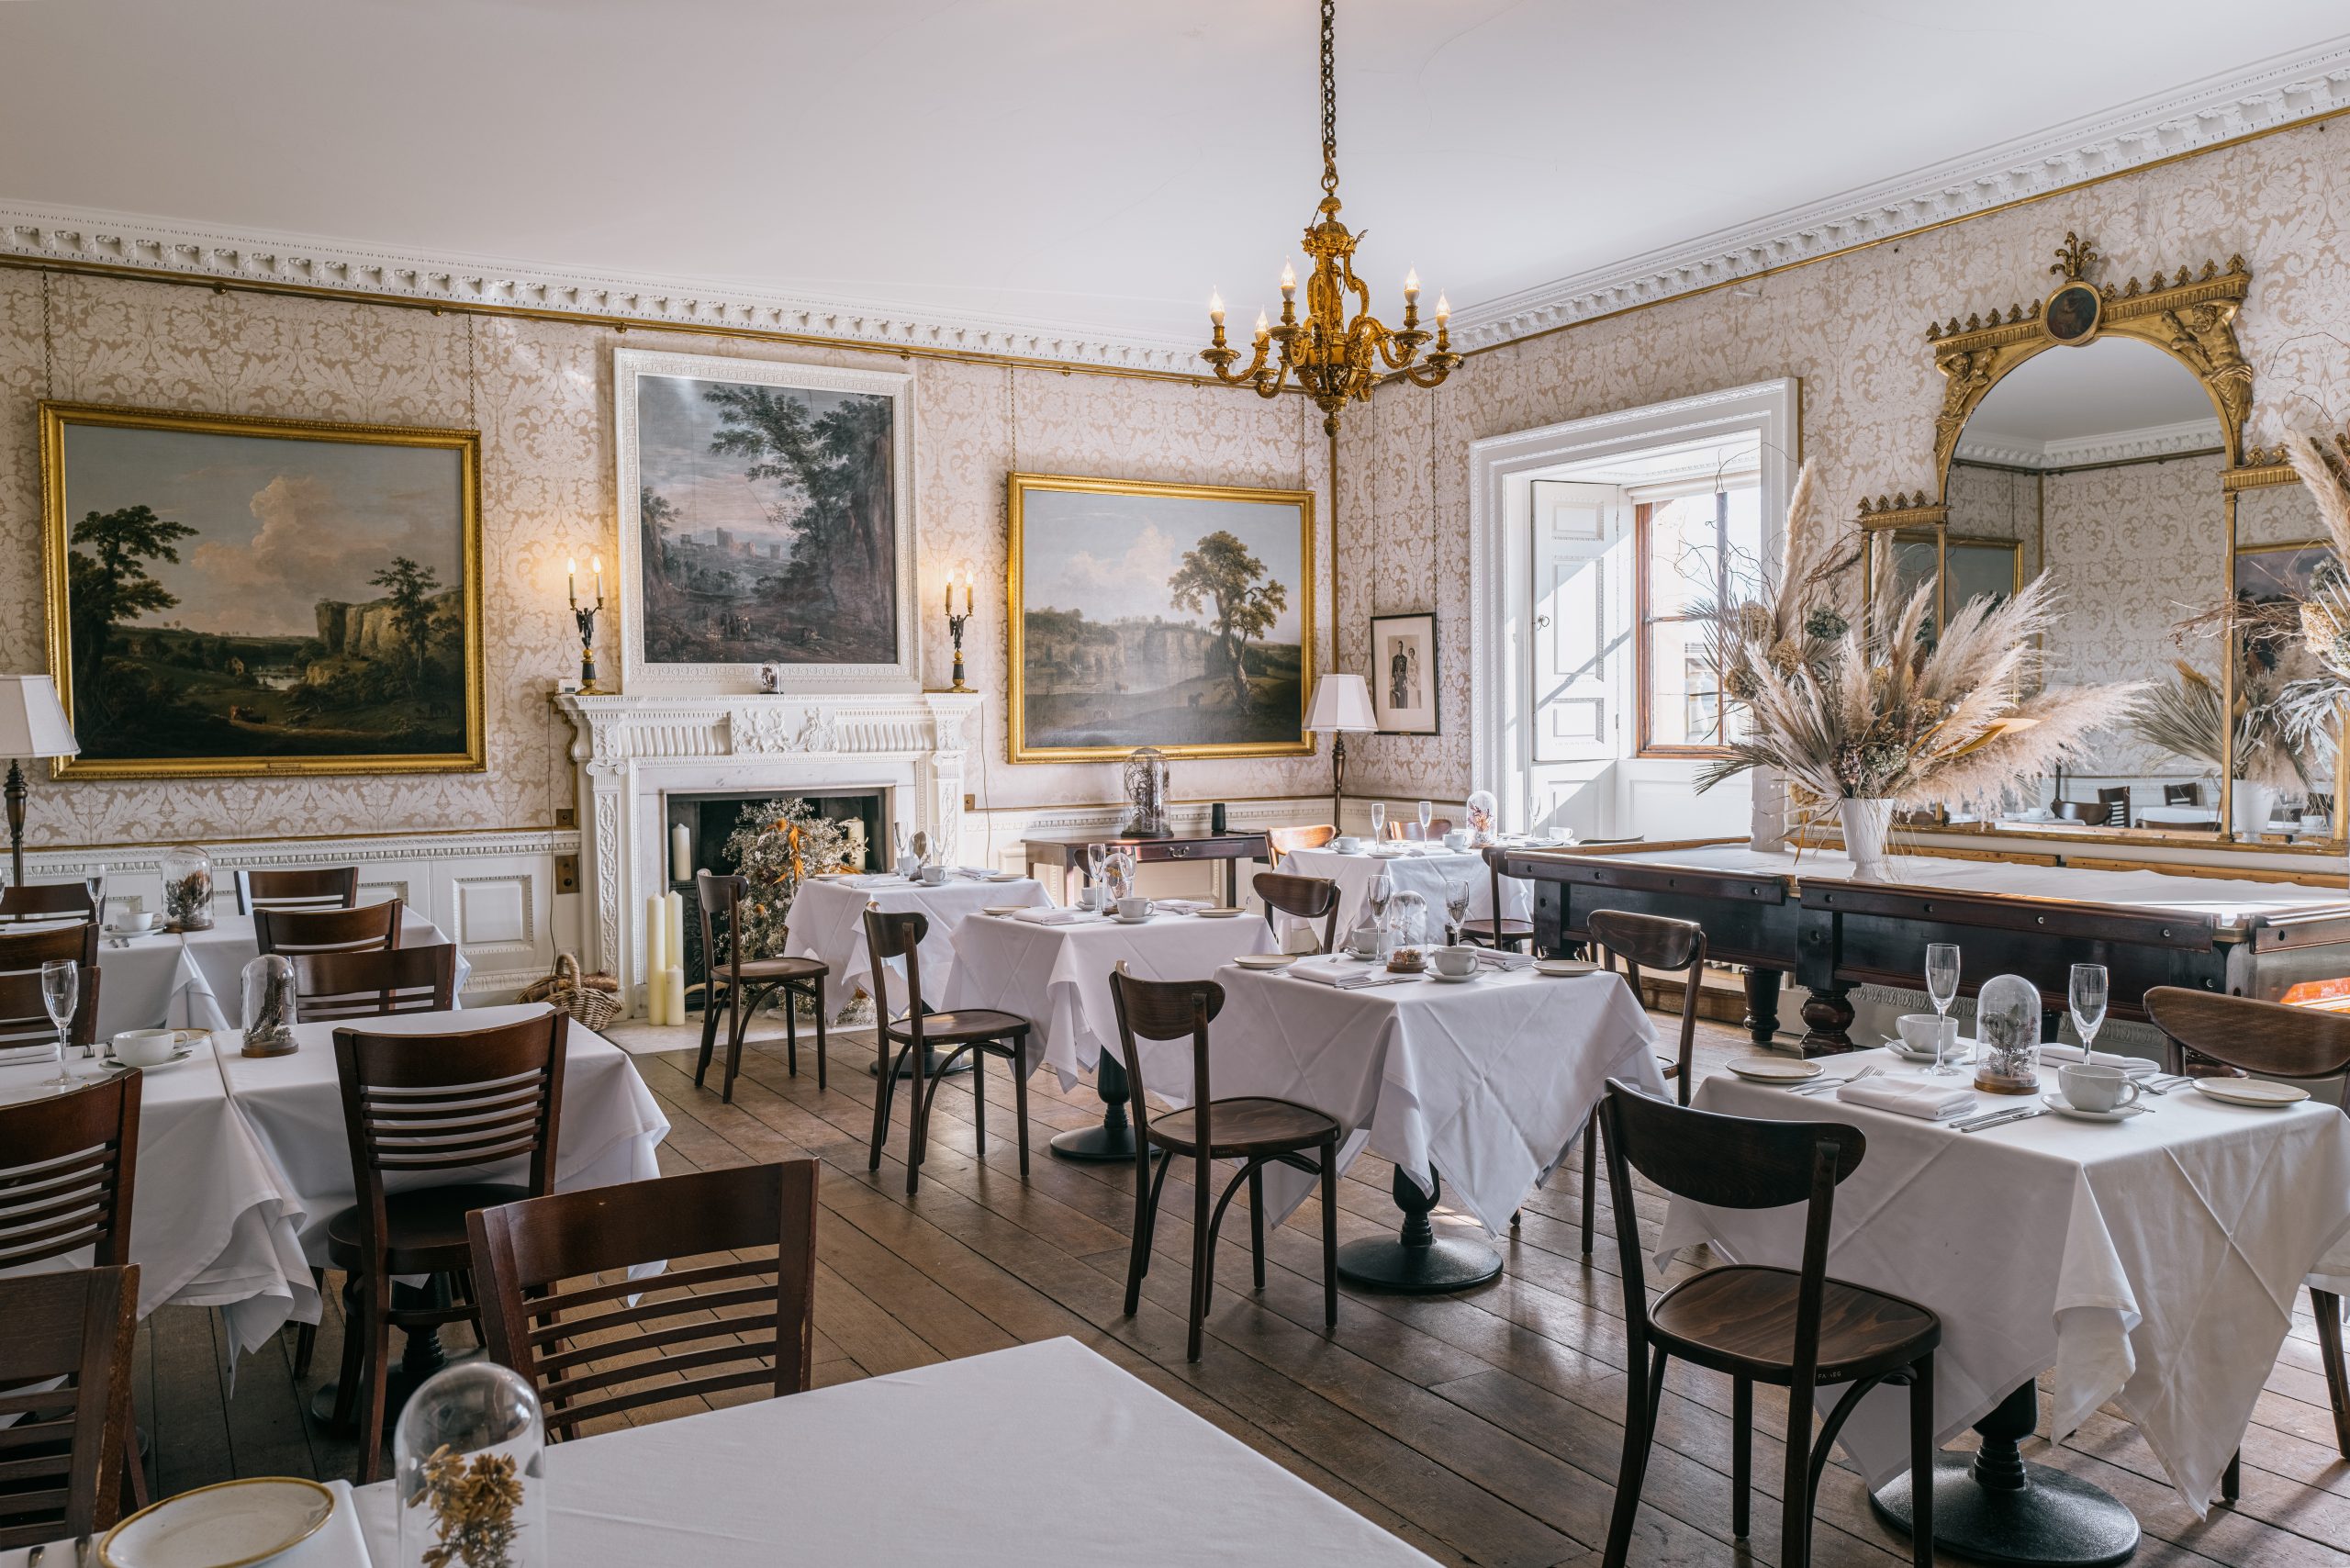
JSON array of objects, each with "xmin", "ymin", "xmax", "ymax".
[
  {"xmin": 945, "ymin": 561, "xmax": 975, "ymax": 694},
  {"xmin": 566, "ymin": 554, "xmax": 608, "ymax": 694}
]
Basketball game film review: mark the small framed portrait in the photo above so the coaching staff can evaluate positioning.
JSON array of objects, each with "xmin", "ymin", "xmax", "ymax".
[{"xmin": 1369, "ymin": 611, "xmax": 1439, "ymax": 734}]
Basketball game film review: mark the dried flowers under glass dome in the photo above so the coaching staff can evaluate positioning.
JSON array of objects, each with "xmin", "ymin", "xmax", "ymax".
[
  {"xmin": 1464, "ymin": 790, "xmax": 1498, "ymax": 844},
  {"xmin": 241, "ymin": 954, "xmax": 298, "ymax": 1057},
  {"xmin": 160, "ymin": 844, "xmax": 214, "ymax": 930},
  {"xmin": 1973, "ymin": 972, "xmax": 2042, "ymax": 1095},
  {"xmin": 1101, "ymin": 847, "xmax": 1139, "ymax": 903},
  {"xmin": 396, "ymin": 1361, "xmax": 545, "ymax": 1568},
  {"xmin": 1382, "ymin": 890, "xmax": 1429, "ymax": 972},
  {"xmin": 1120, "ymin": 747, "xmax": 1170, "ymax": 838}
]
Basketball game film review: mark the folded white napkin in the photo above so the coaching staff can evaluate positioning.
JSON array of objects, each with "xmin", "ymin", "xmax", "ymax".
[
  {"xmin": 1013, "ymin": 906, "xmax": 1091, "ymax": 924},
  {"xmin": 1476, "ymin": 950, "xmax": 1534, "ymax": 970},
  {"xmin": 1837, "ymin": 1076, "xmax": 1979, "ymax": 1121},
  {"xmin": 1288, "ymin": 959, "xmax": 1414, "ymax": 990},
  {"xmin": 2039, "ymin": 1045, "xmax": 2158, "ymax": 1076},
  {"xmin": 0, "ymin": 1041, "xmax": 63, "ymax": 1066},
  {"xmin": 844, "ymin": 874, "xmax": 904, "ymax": 890},
  {"xmin": 1155, "ymin": 898, "xmax": 1212, "ymax": 913},
  {"xmin": 950, "ymin": 867, "xmax": 998, "ymax": 879}
]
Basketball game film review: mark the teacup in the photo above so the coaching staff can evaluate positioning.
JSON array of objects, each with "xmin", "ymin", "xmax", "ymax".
[
  {"xmin": 113, "ymin": 1029, "xmax": 178, "ymax": 1068},
  {"xmin": 1429, "ymin": 946, "xmax": 1480, "ymax": 978},
  {"xmin": 1330, "ymin": 835, "xmax": 1362, "ymax": 854},
  {"xmin": 1076, "ymin": 884, "xmax": 1103, "ymax": 911},
  {"xmin": 1895, "ymin": 1014, "xmax": 1956, "ymax": 1058},
  {"xmin": 117, "ymin": 909, "xmax": 159, "ymax": 933},
  {"xmin": 917, "ymin": 864, "xmax": 949, "ymax": 886},
  {"xmin": 1442, "ymin": 830, "xmax": 1471, "ymax": 852},
  {"xmin": 2058, "ymin": 1062, "xmax": 2140, "ymax": 1114},
  {"xmin": 896, "ymin": 854, "xmax": 923, "ymax": 879},
  {"xmin": 1346, "ymin": 928, "xmax": 1382, "ymax": 960},
  {"xmin": 1115, "ymin": 896, "xmax": 1154, "ymax": 920}
]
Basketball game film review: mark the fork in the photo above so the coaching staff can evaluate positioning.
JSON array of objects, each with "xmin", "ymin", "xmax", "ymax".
[{"xmin": 1791, "ymin": 1064, "xmax": 1883, "ymax": 1096}]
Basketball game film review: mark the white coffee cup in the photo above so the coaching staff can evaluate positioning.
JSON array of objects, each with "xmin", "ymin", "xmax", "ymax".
[
  {"xmin": 917, "ymin": 864, "xmax": 949, "ymax": 886},
  {"xmin": 1331, "ymin": 835, "xmax": 1362, "ymax": 854},
  {"xmin": 1077, "ymin": 885, "xmax": 1103, "ymax": 911},
  {"xmin": 1442, "ymin": 830, "xmax": 1471, "ymax": 852},
  {"xmin": 113, "ymin": 1029, "xmax": 178, "ymax": 1068},
  {"xmin": 1895, "ymin": 1014, "xmax": 1956, "ymax": 1057},
  {"xmin": 118, "ymin": 909, "xmax": 159, "ymax": 933},
  {"xmin": 1116, "ymin": 896, "xmax": 1154, "ymax": 920},
  {"xmin": 2059, "ymin": 1062, "xmax": 2140, "ymax": 1114},
  {"xmin": 1430, "ymin": 946, "xmax": 1480, "ymax": 977}
]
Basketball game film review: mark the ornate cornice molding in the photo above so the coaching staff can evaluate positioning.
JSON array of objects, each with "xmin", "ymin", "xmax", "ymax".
[
  {"xmin": 1954, "ymin": 416, "xmax": 2227, "ymax": 469},
  {"xmin": 0, "ymin": 201, "xmax": 1205, "ymax": 375},
  {"xmin": 1452, "ymin": 39, "xmax": 2350, "ymax": 349}
]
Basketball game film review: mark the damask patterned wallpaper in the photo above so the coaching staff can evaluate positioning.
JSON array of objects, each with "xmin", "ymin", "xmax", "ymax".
[
  {"xmin": 0, "ymin": 274, "xmax": 1332, "ymax": 846},
  {"xmin": 1337, "ymin": 117, "xmax": 2350, "ymax": 800}
]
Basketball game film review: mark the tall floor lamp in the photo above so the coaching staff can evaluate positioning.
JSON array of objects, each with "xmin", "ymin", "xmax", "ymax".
[
  {"xmin": 1304, "ymin": 674, "xmax": 1376, "ymax": 827},
  {"xmin": 0, "ymin": 678, "xmax": 81, "ymax": 889}
]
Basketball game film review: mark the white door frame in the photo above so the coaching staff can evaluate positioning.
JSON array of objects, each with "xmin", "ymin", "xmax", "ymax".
[{"xmin": 1466, "ymin": 378, "xmax": 1800, "ymax": 830}]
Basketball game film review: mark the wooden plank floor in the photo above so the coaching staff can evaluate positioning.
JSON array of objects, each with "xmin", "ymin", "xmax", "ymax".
[{"xmin": 134, "ymin": 1009, "xmax": 2350, "ymax": 1566}]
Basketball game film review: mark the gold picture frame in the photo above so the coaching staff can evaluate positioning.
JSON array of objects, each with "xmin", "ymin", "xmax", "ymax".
[
  {"xmin": 1006, "ymin": 472, "xmax": 1315, "ymax": 764},
  {"xmin": 39, "ymin": 402, "xmax": 485, "ymax": 778}
]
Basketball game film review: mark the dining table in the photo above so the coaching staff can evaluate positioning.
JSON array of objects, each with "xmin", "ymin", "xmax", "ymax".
[
  {"xmin": 333, "ymin": 1338, "xmax": 1437, "ymax": 1566},
  {"xmin": 942, "ymin": 903, "xmax": 1277, "ymax": 1160},
  {"xmin": 1280, "ymin": 842, "xmax": 1531, "ymax": 945},
  {"xmin": 1160, "ymin": 957, "xmax": 1664, "ymax": 1292},
  {"xmin": 1661, "ymin": 1044, "xmax": 2350, "ymax": 1564},
  {"xmin": 785, "ymin": 870, "xmax": 1048, "ymax": 1020}
]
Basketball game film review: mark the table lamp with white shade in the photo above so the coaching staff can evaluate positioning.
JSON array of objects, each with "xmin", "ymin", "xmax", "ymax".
[
  {"xmin": 0, "ymin": 677, "xmax": 80, "ymax": 889},
  {"xmin": 1303, "ymin": 673, "xmax": 1376, "ymax": 825}
]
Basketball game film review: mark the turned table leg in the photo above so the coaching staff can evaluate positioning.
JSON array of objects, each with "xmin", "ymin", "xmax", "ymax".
[
  {"xmin": 1742, "ymin": 968, "xmax": 1784, "ymax": 1048},
  {"xmin": 1800, "ymin": 981, "xmax": 1859, "ymax": 1056}
]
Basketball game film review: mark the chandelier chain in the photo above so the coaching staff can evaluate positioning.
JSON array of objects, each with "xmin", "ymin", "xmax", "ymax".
[{"xmin": 1319, "ymin": 0, "xmax": 1337, "ymax": 196}]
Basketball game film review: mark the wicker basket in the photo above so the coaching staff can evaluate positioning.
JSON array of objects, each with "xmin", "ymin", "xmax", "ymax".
[{"xmin": 517, "ymin": 951, "xmax": 621, "ymax": 1031}]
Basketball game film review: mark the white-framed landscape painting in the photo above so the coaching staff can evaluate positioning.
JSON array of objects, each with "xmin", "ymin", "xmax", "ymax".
[
  {"xmin": 1007, "ymin": 473, "xmax": 1314, "ymax": 763},
  {"xmin": 615, "ymin": 350, "xmax": 915, "ymax": 693}
]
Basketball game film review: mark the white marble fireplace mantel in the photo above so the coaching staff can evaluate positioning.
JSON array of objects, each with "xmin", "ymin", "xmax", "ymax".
[{"xmin": 555, "ymin": 689, "xmax": 981, "ymax": 1012}]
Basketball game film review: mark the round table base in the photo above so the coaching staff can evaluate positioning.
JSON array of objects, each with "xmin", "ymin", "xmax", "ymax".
[
  {"xmin": 1049, "ymin": 1123, "xmax": 1158, "ymax": 1163},
  {"xmin": 1336, "ymin": 1235, "xmax": 1503, "ymax": 1294},
  {"xmin": 1869, "ymin": 1455, "xmax": 2141, "ymax": 1567}
]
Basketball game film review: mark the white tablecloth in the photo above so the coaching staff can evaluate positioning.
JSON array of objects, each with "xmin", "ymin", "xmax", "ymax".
[
  {"xmin": 215, "ymin": 1003, "xmax": 669, "ymax": 1264},
  {"xmin": 787, "ymin": 875, "xmax": 1048, "ymax": 1016},
  {"xmin": 91, "ymin": 932, "xmax": 226, "ymax": 1039},
  {"xmin": 941, "ymin": 910, "xmax": 1277, "ymax": 1088},
  {"xmin": 182, "ymin": 907, "xmax": 470, "ymax": 1022},
  {"xmin": 350, "ymin": 1338, "xmax": 1436, "ymax": 1567},
  {"xmin": 1173, "ymin": 965, "xmax": 1664, "ymax": 1233},
  {"xmin": 0, "ymin": 1038, "xmax": 316, "ymax": 1356},
  {"xmin": 1661, "ymin": 1047, "xmax": 2350, "ymax": 1514},
  {"xmin": 1281, "ymin": 846, "xmax": 1528, "ymax": 942}
]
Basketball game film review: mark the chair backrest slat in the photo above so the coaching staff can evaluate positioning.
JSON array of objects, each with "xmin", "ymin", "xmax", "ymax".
[
  {"xmin": 237, "ymin": 866, "xmax": 360, "ymax": 914},
  {"xmin": 0, "ymin": 1072, "xmax": 139, "ymax": 1271},
  {"xmin": 0, "ymin": 1264, "xmax": 138, "ymax": 1548},
  {"xmin": 861, "ymin": 909, "xmax": 927, "ymax": 1027},
  {"xmin": 1588, "ymin": 910, "xmax": 1707, "ymax": 1103},
  {"xmin": 0, "ymin": 923, "xmax": 98, "ymax": 975},
  {"xmin": 256, "ymin": 900, "xmax": 401, "ymax": 958},
  {"xmin": 1252, "ymin": 872, "xmax": 1339, "ymax": 955},
  {"xmin": 0, "ymin": 884, "xmax": 96, "ymax": 925},
  {"xmin": 468, "ymin": 1160, "xmax": 818, "ymax": 1441},
  {"xmin": 2143, "ymin": 987, "xmax": 2350, "ymax": 1103},
  {"xmin": 292, "ymin": 944, "xmax": 455, "ymax": 1021},
  {"xmin": 0, "ymin": 964, "xmax": 100, "ymax": 1052}
]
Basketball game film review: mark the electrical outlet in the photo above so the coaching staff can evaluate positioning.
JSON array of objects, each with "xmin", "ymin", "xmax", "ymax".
[
  {"xmin": 554, "ymin": 806, "xmax": 576, "ymax": 828},
  {"xmin": 554, "ymin": 854, "xmax": 580, "ymax": 894},
  {"xmin": 964, "ymin": 793, "xmax": 977, "ymax": 812}
]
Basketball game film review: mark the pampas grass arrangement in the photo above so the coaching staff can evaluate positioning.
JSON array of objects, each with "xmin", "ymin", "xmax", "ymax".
[
  {"xmin": 2129, "ymin": 660, "xmax": 2311, "ymax": 790},
  {"xmin": 2278, "ymin": 432, "xmax": 2350, "ymax": 747}
]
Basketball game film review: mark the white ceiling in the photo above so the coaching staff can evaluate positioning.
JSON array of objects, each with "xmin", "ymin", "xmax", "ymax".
[{"xmin": 4, "ymin": 1, "xmax": 2348, "ymax": 352}]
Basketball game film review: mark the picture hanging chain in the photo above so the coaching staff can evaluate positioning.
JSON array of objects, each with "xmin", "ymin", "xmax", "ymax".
[
  {"xmin": 465, "ymin": 315, "xmax": 479, "ymax": 431},
  {"xmin": 40, "ymin": 270, "xmax": 55, "ymax": 399}
]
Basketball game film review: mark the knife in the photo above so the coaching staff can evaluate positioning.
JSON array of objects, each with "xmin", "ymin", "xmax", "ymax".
[{"xmin": 1959, "ymin": 1106, "xmax": 2049, "ymax": 1134}]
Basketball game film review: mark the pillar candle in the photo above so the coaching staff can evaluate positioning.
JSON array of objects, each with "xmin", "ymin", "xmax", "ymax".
[
  {"xmin": 644, "ymin": 894, "xmax": 668, "ymax": 1024},
  {"xmin": 670, "ymin": 822, "xmax": 692, "ymax": 883},
  {"xmin": 666, "ymin": 890, "xmax": 686, "ymax": 968},
  {"xmin": 663, "ymin": 968, "xmax": 687, "ymax": 1026}
]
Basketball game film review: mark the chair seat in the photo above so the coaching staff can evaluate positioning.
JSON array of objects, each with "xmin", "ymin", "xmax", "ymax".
[
  {"xmin": 882, "ymin": 1009, "xmax": 1030, "ymax": 1046},
  {"xmin": 718, "ymin": 956, "xmax": 827, "ymax": 984},
  {"xmin": 1459, "ymin": 917, "xmax": 1534, "ymax": 941},
  {"xmin": 1651, "ymin": 1264, "xmax": 1940, "ymax": 1383},
  {"xmin": 326, "ymin": 1183, "xmax": 536, "ymax": 1274},
  {"xmin": 1147, "ymin": 1096, "xmax": 1338, "ymax": 1159}
]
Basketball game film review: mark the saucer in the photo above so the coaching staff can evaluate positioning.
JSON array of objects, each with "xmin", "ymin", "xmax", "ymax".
[
  {"xmin": 1727, "ymin": 1057, "xmax": 1821, "ymax": 1083},
  {"xmin": 1427, "ymin": 969, "xmax": 1480, "ymax": 984},
  {"xmin": 2041, "ymin": 1092, "xmax": 2145, "ymax": 1122},
  {"xmin": 1113, "ymin": 913, "xmax": 1155, "ymax": 924},
  {"xmin": 1234, "ymin": 953, "xmax": 1297, "ymax": 970},
  {"xmin": 1532, "ymin": 958, "xmax": 1598, "ymax": 977},
  {"xmin": 101, "ymin": 1475, "xmax": 336, "ymax": 1568},
  {"xmin": 107, "ymin": 1046, "xmax": 198, "ymax": 1072},
  {"xmin": 981, "ymin": 904, "xmax": 1031, "ymax": 916},
  {"xmin": 1193, "ymin": 907, "xmax": 1246, "ymax": 919}
]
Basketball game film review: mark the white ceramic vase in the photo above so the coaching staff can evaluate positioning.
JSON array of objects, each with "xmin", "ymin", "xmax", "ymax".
[
  {"xmin": 2229, "ymin": 780, "xmax": 2275, "ymax": 839},
  {"xmin": 1839, "ymin": 797, "xmax": 1898, "ymax": 879}
]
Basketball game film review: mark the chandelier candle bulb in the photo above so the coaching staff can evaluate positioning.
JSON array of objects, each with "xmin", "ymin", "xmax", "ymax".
[
  {"xmin": 1404, "ymin": 268, "xmax": 1420, "ymax": 300},
  {"xmin": 1209, "ymin": 291, "xmax": 1225, "ymax": 326}
]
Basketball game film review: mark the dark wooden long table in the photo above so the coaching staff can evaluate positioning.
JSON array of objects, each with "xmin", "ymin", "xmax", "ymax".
[
  {"xmin": 1505, "ymin": 838, "xmax": 2350, "ymax": 1054},
  {"xmin": 1022, "ymin": 830, "xmax": 1271, "ymax": 908}
]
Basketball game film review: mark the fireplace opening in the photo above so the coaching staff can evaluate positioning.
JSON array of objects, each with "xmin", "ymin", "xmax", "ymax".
[{"xmin": 665, "ymin": 788, "xmax": 887, "ymax": 994}]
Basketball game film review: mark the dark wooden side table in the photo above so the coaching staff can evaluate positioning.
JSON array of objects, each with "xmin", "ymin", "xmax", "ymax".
[{"xmin": 1020, "ymin": 831, "xmax": 1272, "ymax": 910}]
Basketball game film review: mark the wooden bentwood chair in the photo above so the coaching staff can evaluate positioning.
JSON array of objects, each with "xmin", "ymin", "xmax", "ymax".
[
  {"xmin": 255, "ymin": 900, "xmax": 400, "ymax": 959},
  {"xmin": 861, "ymin": 909, "xmax": 1030, "ymax": 1196},
  {"xmin": 329, "ymin": 1012, "xmax": 567, "ymax": 1482},
  {"xmin": 2144, "ymin": 987, "xmax": 2350, "ymax": 1461},
  {"xmin": 236, "ymin": 865, "xmax": 360, "ymax": 913},
  {"xmin": 694, "ymin": 871, "xmax": 829, "ymax": 1103},
  {"xmin": 1252, "ymin": 871, "xmax": 1340, "ymax": 955},
  {"xmin": 1596, "ymin": 1082, "xmax": 1939, "ymax": 1568},
  {"xmin": 0, "ymin": 1266, "xmax": 140, "ymax": 1551},
  {"xmin": 1110, "ymin": 969, "xmax": 1340, "ymax": 1362},
  {"xmin": 1575, "ymin": 910, "xmax": 1705, "ymax": 1254},
  {"xmin": 469, "ymin": 1160, "xmax": 819, "ymax": 1441},
  {"xmin": 1265, "ymin": 823, "xmax": 1337, "ymax": 864},
  {"xmin": 0, "ymin": 883, "xmax": 96, "ymax": 924},
  {"xmin": 1458, "ymin": 846, "xmax": 1535, "ymax": 953}
]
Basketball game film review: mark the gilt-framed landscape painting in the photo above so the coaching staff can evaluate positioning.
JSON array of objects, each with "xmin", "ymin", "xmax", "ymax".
[
  {"xmin": 615, "ymin": 349, "xmax": 916, "ymax": 694},
  {"xmin": 1370, "ymin": 611, "xmax": 1439, "ymax": 734},
  {"xmin": 1007, "ymin": 473, "xmax": 1315, "ymax": 763},
  {"xmin": 38, "ymin": 402, "xmax": 483, "ymax": 778}
]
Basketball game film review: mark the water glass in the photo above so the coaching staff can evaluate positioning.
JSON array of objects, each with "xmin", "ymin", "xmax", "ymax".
[
  {"xmin": 1923, "ymin": 943, "xmax": 1961, "ymax": 1077},
  {"xmin": 1444, "ymin": 878, "xmax": 1472, "ymax": 946},
  {"xmin": 83, "ymin": 868, "xmax": 107, "ymax": 927},
  {"xmin": 1365, "ymin": 870, "xmax": 1393, "ymax": 930},
  {"xmin": 1369, "ymin": 801, "xmax": 1387, "ymax": 841},
  {"xmin": 1085, "ymin": 841, "xmax": 1106, "ymax": 887},
  {"xmin": 2069, "ymin": 963, "xmax": 2109, "ymax": 1054},
  {"xmin": 1417, "ymin": 801, "xmax": 1433, "ymax": 837},
  {"xmin": 40, "ymin": 958, "xmax": 79, "ymax": 1087}
]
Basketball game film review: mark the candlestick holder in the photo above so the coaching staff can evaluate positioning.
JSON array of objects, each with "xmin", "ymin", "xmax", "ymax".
[
  {"xmin": 572, "ymin": 598, "xmax": 607, "ymax": 694},
  {"xmin": 946, "ymin": 609, "xmax": 971, "ymax": 694}
]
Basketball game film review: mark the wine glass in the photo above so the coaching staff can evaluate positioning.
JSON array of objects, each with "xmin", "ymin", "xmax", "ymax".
[
  {"xmin": 1361, "ymin": 870, "xmax": 1394, "ymax": 954},
  {"xmin": 1444, "ymin": 878, "xmax": 1472, "ymax": 946},
  {"xmin": 1923, "ymin": 943, "xmax": 1961, "ymax": 1077},
  {"xmin": 84, "ymin": 867, "xmax": 107, "ymax": 929},
  {"xmin": 39, "ymin": 958, "xmax": 80, "ymax": 1088},
  {"xmin": 2069, "ymin": 963, "xmax": 2109, "ymax": 1059},
  {"xmin": 1369, "ymin": 801, "xmax": 1387, "ymax": 841},
  {"xmin": 1417, "ymin": 801, "xmax": 1433, "ymax": 839}
]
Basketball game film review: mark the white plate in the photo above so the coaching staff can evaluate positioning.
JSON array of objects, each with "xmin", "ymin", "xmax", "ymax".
[
  {"xmin": 983, "ymin": 871, "xmax": 1021, "ymax": 881},
  {"xmin": 2192, "ymin": 1077, "xmax": 2311, "ymax": 1108},
  {"xmin": 102, "ymin": 1476, "xmax": 336, "ymax": 1568},
  {"xmin": 981, "ymin": 904, "xmax": 1030, "ymax": 916},
  {"xmin": 1533, "ymin": 958, "xmax": 1598, "ymax": 977},
  {"xmin": 1193, "ymin": 907, "xmax": 1247, "ymax": 919},
  {"xmin": 1726, "ymin": 1057, "xmax": 1822, "ymax": 1083},
  {"xmin": 2041, "ymin": 1092, "xmax": 2146, "ymax": 1123},
  {"xmin": 1234, "ymin": 953, "xmax": 1297, "ymax": 970}
]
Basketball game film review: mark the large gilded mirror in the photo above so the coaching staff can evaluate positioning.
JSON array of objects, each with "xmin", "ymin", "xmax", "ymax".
[{"xmin": 1862, "ymin": 234, "xmax": 2344, "ymax": 851}]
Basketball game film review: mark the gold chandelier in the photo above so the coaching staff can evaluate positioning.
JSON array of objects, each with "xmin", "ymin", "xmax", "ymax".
[{"xmin": 1202, "ymin": 0, "xmax": 1461, "ymax": 435}]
